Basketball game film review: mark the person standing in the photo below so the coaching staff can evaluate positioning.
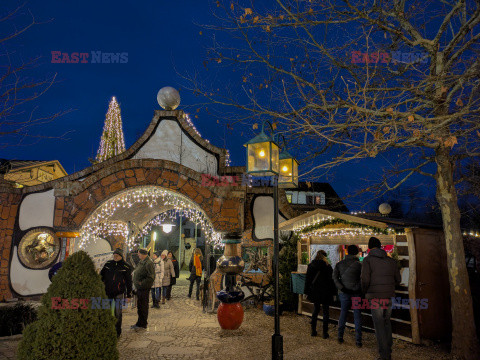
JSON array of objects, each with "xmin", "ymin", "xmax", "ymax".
[
  {"xmin": 100, "ymin": 248, "xmax": 132, "ymax": 337},
  {"xmin": 166, "ymin": 251, "xmax": 179, "ymax": 300},
  {"xmin": 305, "ymin": 250, "xmax": 336, "ymax": 338},
  {"xmin": 188, "ymin": 248, "xmax": 204, "ymax": 300},
  {"xmin": 131, "ymin": 248, "xmax": 155, "ymax": 330},
  {"xmin": 160, "ymin": 250, "xmax": 175, "ymax": 304},
  {"xmin": 333, "ymin": 245, "xmax": 363, "ymax": 347},
  {"xmin": 361, "ymin": 237, "xmax": 401, "ymax": 360},
  {"xmin": 151, "ymin": 251, "xmax": 164, "ymax": 308}
]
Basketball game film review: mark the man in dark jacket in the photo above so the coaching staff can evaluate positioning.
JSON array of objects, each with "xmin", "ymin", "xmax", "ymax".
[
  {"xmin": 361, "ymin": 237, "xmax": 401, "ymax": 360},
  {"xmin": 100, "ymin": 248, "xmax": 132, "ymax": 337},
  {"xmin": 333, "ymin": 245, "xmax": 363, "ymax": 346},
  {"xmin": 131, "ymin": 248, "xmax": 155, "ymax": 330}
]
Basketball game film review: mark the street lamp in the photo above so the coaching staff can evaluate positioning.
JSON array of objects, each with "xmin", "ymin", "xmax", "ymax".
[
  {"xmin": 244, "ymin": 120, "xmax": 298, "ymax": 360},
  {"xmin": 244, "ymin": 122, "xmax": 280, "ymax": 176},
  {"xmin": 279, "ymin": 148, "xmax": 299, "ymax": 188},
  {"xmin": 162, "ymin": 222, "xmax": 175, "ymax": 234}
]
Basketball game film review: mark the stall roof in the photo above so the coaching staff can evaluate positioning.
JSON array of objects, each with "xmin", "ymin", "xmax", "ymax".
[{"xmin": 279, "ymin": 208, "xmax": 390, "ymax": 231}]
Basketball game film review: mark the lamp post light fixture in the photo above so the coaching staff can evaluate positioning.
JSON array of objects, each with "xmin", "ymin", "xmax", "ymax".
[
  {"xmin": 162, "ymin": 222, "xmax": 175, "ymax": 234},
  {"xmin": 244, "ymin": 122, "xmax": 280, "ymax": 176},
  {"xmin": 278, "ymin": 148, "xmax": 299, "ymax": 188},
  {"xmin": 244, "ymin": 120, "xmax": 298, "ymax": 360}
]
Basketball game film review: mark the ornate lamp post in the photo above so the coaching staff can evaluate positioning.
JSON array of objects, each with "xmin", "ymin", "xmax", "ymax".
[{"xmin": 244, "ymin": 121, "xmax": 298, "ymax": 360}]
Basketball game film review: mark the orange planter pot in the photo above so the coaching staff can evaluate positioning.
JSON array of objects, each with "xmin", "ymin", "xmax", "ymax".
[{"xmin": 217, "ymin": 302, "xmax": 244, "ymax": 330}]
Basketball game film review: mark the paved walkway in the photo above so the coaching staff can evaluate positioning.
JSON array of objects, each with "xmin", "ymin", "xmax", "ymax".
[{"xmin": 0, "ymin": 272, "xmax": 454, "ymax": 359}]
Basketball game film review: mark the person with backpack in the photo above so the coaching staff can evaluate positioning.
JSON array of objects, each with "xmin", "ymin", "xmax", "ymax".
[
  {"xmin": 100, "ymin": 248, "xmax": 132, "ymax": 337},
  {"xmin": 305, "ymin": 250, "xmax": 337, "ymax": 338},
  {"xmin": 333, "ymin": 245, "xmax": 363, "ymax": 347}
]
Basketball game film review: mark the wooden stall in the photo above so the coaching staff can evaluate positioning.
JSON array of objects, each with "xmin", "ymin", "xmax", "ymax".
[{"xmin": 280, "ymin": 208, "xmax": 452, "ymax": 344}]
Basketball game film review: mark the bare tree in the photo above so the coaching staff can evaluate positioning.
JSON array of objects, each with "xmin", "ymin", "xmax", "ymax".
[
  {"xmin": 0, "ymin": 3, "xmax": 67, "ymax": 150},
  {"xmin": 189, "ymin": 0, "xmax": 480, "ymax": 357}
]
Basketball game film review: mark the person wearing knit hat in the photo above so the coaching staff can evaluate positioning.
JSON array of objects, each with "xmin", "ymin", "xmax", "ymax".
[
  {"xmin": 113, "ymin": 248, "xmax": 124, "ymax": 258},
  {"xmin": 100, "ymin": 248, "xmax": 132, "ymax": 337},
  {"xmin": 131, "ymin": 248, "xmax": 155, "ymax": 330},
  {"xmin": 361, "ymin": 237, "xmax": 401, "ymax": 360},
  {"xmin": 160, "ymin": 250, "xmax": 176, "ymax": 304},
  {"xmin": 333, "ymin": 245, "xmax": 363, "ymax": 346},
  {"xmin": 368, "ymin": 237, "xmax": 382, "ymax": 249}
]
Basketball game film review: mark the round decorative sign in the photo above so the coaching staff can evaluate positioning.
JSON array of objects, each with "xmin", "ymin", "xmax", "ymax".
[{"xmin": 18, "ymin": 229, "xmax": 60, "ymax": 269}]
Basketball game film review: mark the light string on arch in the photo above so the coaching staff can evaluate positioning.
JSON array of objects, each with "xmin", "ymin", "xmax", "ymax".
[{"xmin": 79, "ymin": 187, "xmax": 224, "ymax": 251}]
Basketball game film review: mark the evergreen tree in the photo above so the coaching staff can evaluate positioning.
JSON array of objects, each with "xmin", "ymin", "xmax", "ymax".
[
  {"xmin": 95, "ymin": 96, "xmax": 126, "ymax": 163},
  {"xmin": 18, "ymin": 251, "xmax": 118, "ymax": 360}
]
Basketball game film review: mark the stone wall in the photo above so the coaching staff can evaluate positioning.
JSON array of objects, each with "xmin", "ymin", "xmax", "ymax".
[{"xmin": 0, "ymin": 189, "xmax": 22, "ymax": 301}]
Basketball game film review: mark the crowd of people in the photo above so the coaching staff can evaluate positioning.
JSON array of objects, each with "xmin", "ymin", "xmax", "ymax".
[
  {"xmin": 98, "ymin": 239, "xmax": 399, "ymax": 360},
  {"xmin": 99, "ymin": 247, "xmax": 205, "ymax": 336},
  {"xmin": 305, "ymin": 236, "xmax": 401, "ymax": 360}
]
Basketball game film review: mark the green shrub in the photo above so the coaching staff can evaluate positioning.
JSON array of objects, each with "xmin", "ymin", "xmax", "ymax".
[
  {"xmin": 18, "ymin": 251, "xmax": 118, "ymax": 360},
  {"xmin": 279, "ymin": 233, "xmax": 299, "ymax": 312},
  {"xmin": 0, "ymin": 303, "xmax": 37, "ymax": 336}
]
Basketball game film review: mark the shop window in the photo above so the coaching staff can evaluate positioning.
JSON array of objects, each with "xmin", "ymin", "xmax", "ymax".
[
  {"xmin": 18, "ymin": 229, "xmax": 60, "ymax": 269},
  {"xmin": 315, "ymin": 192, "xmax": 325, "ymax": 205}
]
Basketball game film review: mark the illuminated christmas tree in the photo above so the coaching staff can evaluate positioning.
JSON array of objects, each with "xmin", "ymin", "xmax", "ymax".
[{"xmin": 95, "ymin": 96, "xmax": 126, "ymax": 163}]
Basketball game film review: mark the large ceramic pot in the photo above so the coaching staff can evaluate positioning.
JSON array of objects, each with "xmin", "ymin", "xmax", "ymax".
[{"xmin": 217, "ymin": 302, "xmax": 244, "ymax": 330}]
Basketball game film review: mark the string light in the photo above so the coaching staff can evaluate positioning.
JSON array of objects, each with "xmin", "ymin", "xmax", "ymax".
[
  {"xmin": 79, "ymin": 186, "xmax": 224, "ymax": 251},
  {"xmin": 96, "ymin": 96, "xmax": 126, "ymax": 163},
  {"xmin": 184, "ymin": 113, "xmax": 232, "ymax": 166}
]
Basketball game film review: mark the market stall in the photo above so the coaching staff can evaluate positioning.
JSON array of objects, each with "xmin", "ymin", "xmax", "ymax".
[{"xmin": 280, "ymin": 208, "xmax": 451, "ymax": 344}]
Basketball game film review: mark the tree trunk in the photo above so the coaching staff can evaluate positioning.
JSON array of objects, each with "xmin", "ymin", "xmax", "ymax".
[{"xmin": 435, "ymin": 148, "xmax": 480, "ymax": 359}]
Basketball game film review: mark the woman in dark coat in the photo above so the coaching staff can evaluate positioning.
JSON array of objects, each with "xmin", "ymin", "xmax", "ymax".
[
  {"xmin": 166, "ymin": 251, "xmax": 180, "ymax": 300},
  {"xmin": 305, "ymin": 250, "xmax": 337, "ymax": 338}
]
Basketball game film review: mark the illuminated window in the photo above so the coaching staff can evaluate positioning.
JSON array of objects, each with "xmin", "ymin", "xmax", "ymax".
[{"xmin": 286, "ymin": 193, "xmax": 292, "ymax": 203}]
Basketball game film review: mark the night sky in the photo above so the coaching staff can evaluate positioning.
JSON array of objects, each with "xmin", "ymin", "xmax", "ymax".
[{"xmin": 1, "ymin": 0, "xmax": 437, "ymax": 211}]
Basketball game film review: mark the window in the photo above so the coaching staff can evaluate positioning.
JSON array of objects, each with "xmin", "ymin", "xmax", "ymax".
[
  {"xmin": 315, "ymin": 192, "xmax": 325, "ymax": 205},
  {"xmin": 286, "ymin": 193, "xmax": 292, "ymax": 203},
  {"xmin": 306, "ymin": 195, "xmax": 314, "ymax": 205}
]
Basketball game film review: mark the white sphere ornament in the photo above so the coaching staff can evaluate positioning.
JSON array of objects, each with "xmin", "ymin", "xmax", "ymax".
[
  {"xmin": 157, "ymin": 86, "xmax": 180, "ymax": 110},
  {"xmin": 379, "ymin": 202, "xmax": 392, "ymax": 215}
]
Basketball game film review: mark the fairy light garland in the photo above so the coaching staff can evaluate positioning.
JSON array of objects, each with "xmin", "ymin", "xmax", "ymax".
[
  {"xmin": 96, "ymin": 96, "xmax": 126, "ymax": 163},
  {"xmin": 79, "ymin": 187, "xmax": 224, "ymax": 251},
  {"xmin": 294, "ymin": 218, "xmax": 404, "ymax": 237},
  {"xmin": 463, "ymin": 231, "xmax": 480, "ymax": 238}
]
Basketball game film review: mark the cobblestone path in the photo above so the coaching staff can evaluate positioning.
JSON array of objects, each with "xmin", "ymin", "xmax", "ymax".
[{"xmin": 0, "ymin": 272, "xmax": 453, "ymax": 359}]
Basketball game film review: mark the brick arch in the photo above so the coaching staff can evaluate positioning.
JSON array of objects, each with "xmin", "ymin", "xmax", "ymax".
[{"xmin": 54, "ymin": 159, "xmax": 243, "ymax": 233}]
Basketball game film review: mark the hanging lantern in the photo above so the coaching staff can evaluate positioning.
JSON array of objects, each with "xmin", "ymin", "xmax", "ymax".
[
  {"xmin": 244, "ymin": 124, "xmax": 279, "ymax": 176},
  {"xmin": 278, "ymin": 149, "xmax": 299, "ymax": 188}
]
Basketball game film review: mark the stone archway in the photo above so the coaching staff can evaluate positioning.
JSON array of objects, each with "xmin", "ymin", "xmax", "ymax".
[
  {"xmin": 77, "ymin": 185, "xmax": 223, "ymax": 252},
  {"xmin": 53, "ymin": 159, "xmax": 244, "ymax": 235}
]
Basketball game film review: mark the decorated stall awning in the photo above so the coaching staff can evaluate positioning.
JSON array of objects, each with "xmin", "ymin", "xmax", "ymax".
[{"xmin": 279, "ymin": 208, "xmax": 399, "ymax": 245}]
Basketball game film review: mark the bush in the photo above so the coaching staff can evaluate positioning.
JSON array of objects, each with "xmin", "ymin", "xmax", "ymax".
[
  {"xmin": 18, "ymin": 251, "xmax": 118, "ymax": 360},
  {"xmin": 0, "ymin": 303, "xmax": 37, "ymax": 336},
  {"xmin": 278, "ymin": 233, "xmax": 299, "ymax": 312}
]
